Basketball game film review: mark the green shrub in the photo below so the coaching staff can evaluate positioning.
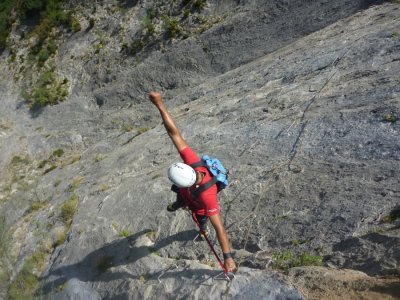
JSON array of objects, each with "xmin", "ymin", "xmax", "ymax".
[
  {"xmin": 118, "ymin": 229, "xmax": 130, "ymax": 238},
  {"xmin": 383, "ymin": 114, "xmax": 397, "ymax": 123},
  {"xmin": 183, "ymin": 9, "xmax": 191, "ymax": 18},
  {"xmin": 382, "ymin": 207, "xmax": 400, "ymax": 223},
  {"xmin": 43, "ymin": 165, "xmax": 57, "ymax": 174},
  {"xmin": 37, "ymin": 48, "xmax": 50, "ymax": 66},
  {"xmin": 0, "ymin": 215, "xmax": 10, "ymax": 259},
  {"xmin": 0, "ymin": 0, "xmax": 17, "ymax": 53},
  {"xmin": 0, "ymin": 0, "xmax": 68, "ymax": 53},
  {"xmin": 11, "ymin": 156, "xmax": 30, "ymax": 165},
  {"xmin": 25, "ymin": 200, "xmax": 48, "ymax": 215},
  {"xmin": 54, "ymin": 229, "xmax": 66, "ymax": 247},
  {"xmin": 89, "ymin": 18, "xmax": 95, "ymax": 29},
  {"xmin": 22, "ymin": 0, "xmax": 45, "ymax": 12},
  {"xmin": 52, "ymin": 148, "xmax": 64, "ymax": 157},
  {"xmin": 23, "ymin": 68, "xmax": 69, "ymax": 109},
  {"xmin": 47, "ymin": 40, "xmax": 58, "ymax": 55},
  {"xmin": 60, "ymin": 195, "xmax": 78, "ymax": 226},
  {"xmin": 272, "ymin": 250, "xmax": 322, "ymax": 271},
  {"xmin": 67, "ymin": 13, "xmax": 81, "ymax": 32},
  {"xmin": 138, "ymin": 127, "xmax": 149, "ymax": 134},
  {"xmin": 99, "ymin": 183, "xmax": 109, "ymax": 191},
  {"xmin": 7, "ymin": 251, "xmax": 46, "ymax": 300},
  {"xmin": 141, "ymin": 16, "xmax": 155, "ymax": 36},
  {"xmin": 193, "ymin": 0, "xmax": 206, "ymax": 10},
  {"xmin": 69, "ymin": 176, "xmax": 84, "ymax": 192},
  {"xmin": 147, "ymin": 7, "xmax": 157, "ymax": 19},
  {"xmin": 162, "ymin": 16, "xmax": 181, "ymax": 38},
  {"xmin": 130, "ymin": 38, "xmax": 147, "ymax": 55},
  {"xmin": 38, "ymin": 160, "xmax": 47, "ymax": 169}
]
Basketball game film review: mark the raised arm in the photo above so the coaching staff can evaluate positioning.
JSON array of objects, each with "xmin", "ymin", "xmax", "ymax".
[{"xmin": 149, "ymin": 92, "xmax": 188, "ymax": 152}]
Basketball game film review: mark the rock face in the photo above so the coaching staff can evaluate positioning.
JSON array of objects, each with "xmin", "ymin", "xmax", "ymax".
[
  {"xmin": 0, "ymin": 0, "xmax": 399, "ymax": 299},
  {"xmin": 289, "ymin": 266, "xmax": 400, "ymax": 300}
]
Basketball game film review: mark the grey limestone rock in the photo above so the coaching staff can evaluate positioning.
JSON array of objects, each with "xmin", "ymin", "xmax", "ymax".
[{"xmin": 0, "ymin": 1, "xmax": 399, "ymax": 299}]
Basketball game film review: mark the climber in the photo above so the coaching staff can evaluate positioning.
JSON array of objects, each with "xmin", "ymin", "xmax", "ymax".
[{"xmin": 148, "ymin": 91, "xmax": 237, "ymax": 273}]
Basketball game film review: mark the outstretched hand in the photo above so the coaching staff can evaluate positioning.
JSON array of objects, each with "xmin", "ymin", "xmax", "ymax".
[
  {"xmin": 148, "ymin": 92, "xmax": 163, "ymax": 108},
  {"xmin": 224, "ymin": 257, "xmax": 237, "ymax": 273}
]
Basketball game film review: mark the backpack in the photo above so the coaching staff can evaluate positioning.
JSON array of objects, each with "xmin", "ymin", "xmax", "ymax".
[{"xmin": 190, "ymin": 155, "xmax": 229, "ymax": 198}]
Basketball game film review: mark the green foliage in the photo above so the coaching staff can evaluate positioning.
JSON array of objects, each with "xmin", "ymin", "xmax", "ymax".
[
  {"xmin": 138, "ymin": 127, "xmax": 149, "ymax": 134},
  {"xmin": 0, "ymin": 215, "xmax": 10, "ymax": 261},
  {"xmin": 100, "ymin": 183, "xmax": 109, "ymax": 191},
  {"xmin": 52, "ymin": 148, "xmax": 64, "ymax": 157},
  {"xmin": 43, "ymin": 165, "xmax": 57, "ymax": 174},
  {"xmin": 69, "ymin": 176, "xmax": 84, "ymax": 192},
  {"xmin": 162, "ymin": 15, "xmax": 181, "ymax": 38},
  {"xmin": 272, "ymin": 250, "xmax": 322, "ymax": 271},
  {"xmin": 0, "ymin": 0, "xmax": 75, "ymax": 53},
  {"xmin": 54, "ymin": 229, "xmax": 66, "ymax": 247},
  {"xmin": 60, "ymin": 194, "xmax": 78, "ymax": 226},
  {"xmin": 193, "ymin": 0, "xmax": 206, "ymax": 10},
  {"xmin": 147, "ymin": 7, "xmax": 157, "ymax": 19},
  {"xmin": 7, "ymin": 251, "xmax": 46, "ymax": 300},
  {"xmin": 89, "ymin": 18, "xmax": 95, "ymax": 29},
  {"xmin": 118, "ymin": 229, "xmax": 130, "ymax": 238},
  {"xmin": 383, "ymin": 114, "xmax": 397, "ymax": 123},
  {"xmin": 67, "ymin": 12, "xmax": 81, "ymax": 32},
  {"xmin": 141, "ymin": 16, "xmax": 155, "ymax": 36},
  {"xmin": 23, "ymin": 0, "xmax": 45, "ymax": 12},
  {"xmin": 38, "ymin": 159, "xmax": 48, "ymax": 169},
  {"xmin": 37, "ymin": 48, "xmax": 50, "ymax": 66},
  {"xmin": 23, "ymin": 68, "xmax": 69, "ymax": 109},
  {"xmin": 183, "ymin": 9, "xmax": 191, "ymax": 18},
  {"xmin": 128, "ymin": 38, "xmax": 147, "ymax": 55},
  {"xmin": 47, "ymin": 40, "xmax": 58, "ymax": 55},
  {"xmin": 94, "ymin": 154, "xmax": 107, "ymax": 163},
  {"xmin": 0, "ymin": 0, "xmax": 17, "ymax": 53},
  {"xmin": 382, "ymin": 207, "xmax": 400, "ymax": 224},
  {"xmin": 0, "ymin": 216, "xmax": 11, "ymax": 294},
  {"xmin": 0, "ymin": 0, "xmax": 68, "ymax": 54},
  {"xmin": 25, "ymin": 200, "xmax": 48, "ymax": 215},
  {"xmin": 11, "ymin": 156, "xmax": 30, "ymax": 165}
]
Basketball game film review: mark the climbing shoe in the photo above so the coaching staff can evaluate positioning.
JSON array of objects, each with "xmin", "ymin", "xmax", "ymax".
[
  {"xmin": 198, "ymin": 229, "xmax": 209, "ymax": 241},
  {"xmin": 167, "ymin": 201, "xmax": 184, "ymax": 212}
]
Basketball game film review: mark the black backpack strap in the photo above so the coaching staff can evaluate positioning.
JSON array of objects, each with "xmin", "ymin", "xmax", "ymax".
[
  {"xmin": 192, "ymin": 176, "xmax": 218, "ymax": 198},
  {"xmin": 171, "ymin": 184, "xmax": 180, "ymax": 193},
  {"xmin": 190, "ymin": 160, "xmax": 206, "ymax": 169}
]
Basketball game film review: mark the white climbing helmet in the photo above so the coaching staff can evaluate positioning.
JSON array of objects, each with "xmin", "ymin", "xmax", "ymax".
[{"xmin": 167, "ymin": 162, "xmax": 196, "ymax": 188}]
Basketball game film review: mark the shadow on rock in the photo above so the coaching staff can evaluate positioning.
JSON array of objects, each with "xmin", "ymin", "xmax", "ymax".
[
  {"xmin": 329, "ymin": 232, "xmax": 400, "ymax": 276},
  {"xmin": 40, "ymin": 229, "xmax": 198, "ymax": 294}
]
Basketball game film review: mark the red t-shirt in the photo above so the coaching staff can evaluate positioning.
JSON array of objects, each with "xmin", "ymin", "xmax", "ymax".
[{"xmin": 179, "ymin": 146, "xmax": 220, "ymax": 216}]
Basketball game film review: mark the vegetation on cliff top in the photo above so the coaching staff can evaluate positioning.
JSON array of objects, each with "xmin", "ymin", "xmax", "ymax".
[{"xmin": 0, "ymin": 0, "xmax": 80, "ymax": 53}]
